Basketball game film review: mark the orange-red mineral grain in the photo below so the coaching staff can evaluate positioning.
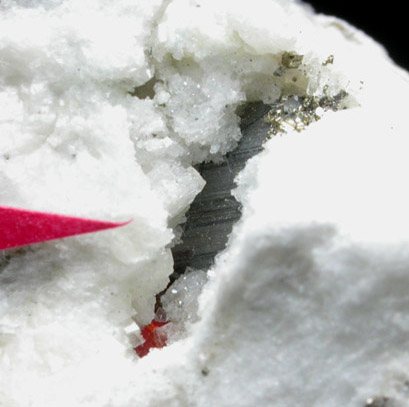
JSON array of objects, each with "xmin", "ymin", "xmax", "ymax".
[{"xmin": 134, "ymin": 320, "xmax": 168, "ymax": 358}]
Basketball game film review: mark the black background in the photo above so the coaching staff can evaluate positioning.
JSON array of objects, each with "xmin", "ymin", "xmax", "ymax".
[{"xmin": 306, "ymin": 1, "xmax": 408, "ymax": 70}]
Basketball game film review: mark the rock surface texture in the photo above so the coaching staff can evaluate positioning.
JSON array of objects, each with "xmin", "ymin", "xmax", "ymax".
[{"xmin": 1, "ymin": 1, "xmax": 409, "ymax": 406}]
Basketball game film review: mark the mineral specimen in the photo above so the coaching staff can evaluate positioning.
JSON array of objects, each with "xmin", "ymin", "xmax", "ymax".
[{"xmin": 1, "ymin": 1, "xmax": 409, "ymax": 407}]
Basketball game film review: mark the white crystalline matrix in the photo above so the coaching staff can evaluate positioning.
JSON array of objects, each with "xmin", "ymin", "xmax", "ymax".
[{"xmin": 1, "ymin": 1, "xmax": 409, "ymax": 407}]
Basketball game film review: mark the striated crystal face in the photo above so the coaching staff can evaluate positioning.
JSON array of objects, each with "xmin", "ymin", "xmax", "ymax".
[{"xmin": 1, "ymin": 1, "xmax": 409, "ymax": 407}]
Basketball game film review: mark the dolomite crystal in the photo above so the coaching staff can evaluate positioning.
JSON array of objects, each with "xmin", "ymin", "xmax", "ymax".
[{"xmin": 1, "ymin": 1, "xmax": 409, "ymax": 406}]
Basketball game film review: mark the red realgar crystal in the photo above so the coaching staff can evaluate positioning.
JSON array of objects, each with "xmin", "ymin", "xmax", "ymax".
[{"xmin": 134, "ymin": 320, "xmax": 168, "ymax": 358}]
